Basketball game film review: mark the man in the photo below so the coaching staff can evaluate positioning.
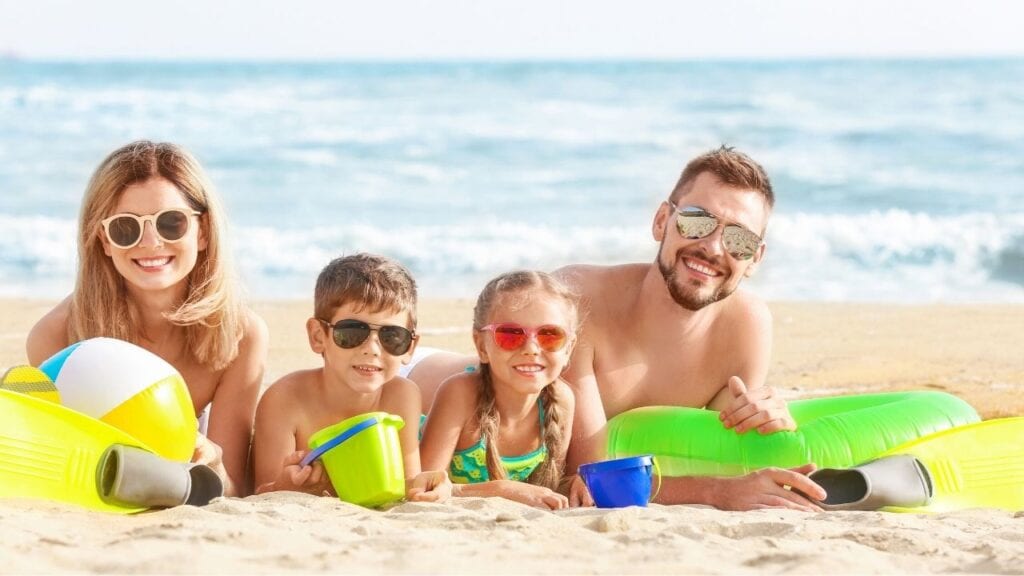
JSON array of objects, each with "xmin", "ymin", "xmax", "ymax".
[
  {"xmin": 553, "ymin": 146, "xmax": 824, "ymax": 510},
  {"xmin": 408, "ymin": 146, "xmax": 826, "ymax": 510}
]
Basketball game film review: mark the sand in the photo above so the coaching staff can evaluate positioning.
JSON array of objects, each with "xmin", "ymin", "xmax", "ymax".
[{"xmin": 2, "ymin": 299, "xmax": 1023, "ymax": 574}]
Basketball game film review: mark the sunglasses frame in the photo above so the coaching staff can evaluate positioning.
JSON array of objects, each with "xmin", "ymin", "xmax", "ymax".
[
  {"xmin": 100, "ymin": 208, "xmax": 203, "ymax": 249},
  {"xmin": 667, "ymin": 201, "xmax": 764, "ymax": 261},
  {"xmin": 479, "ymin": 322, "xmax": 570, "ymax": 353},
  {"xmin": 317, "ymin": 318, "xmax": 417, "ymax": 356}
]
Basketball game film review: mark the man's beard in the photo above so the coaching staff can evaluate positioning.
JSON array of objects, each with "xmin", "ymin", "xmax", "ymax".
[{"xmin": 657, "ymin": 240, "xmax": 735, "ymax": 311}]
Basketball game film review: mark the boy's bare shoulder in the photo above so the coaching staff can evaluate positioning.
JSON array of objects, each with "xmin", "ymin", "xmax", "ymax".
[{"xmin": 260, "ymin": 368, "xmax": 321, "ymax": 405}]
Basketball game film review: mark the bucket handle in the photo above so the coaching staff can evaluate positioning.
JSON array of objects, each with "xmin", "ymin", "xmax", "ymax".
[
  {"xmin": 649, "ymin": 456, "xmax": 662, "ymax": 503},
  {"xmin": 300, "ymin": 416, "xmax": 379, "ymax": 468}
]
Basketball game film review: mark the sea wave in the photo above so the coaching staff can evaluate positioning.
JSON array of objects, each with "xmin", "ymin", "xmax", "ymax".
[{"xmin": 2, "ymin": 210, "xmax": 1022, "ymax": 302}]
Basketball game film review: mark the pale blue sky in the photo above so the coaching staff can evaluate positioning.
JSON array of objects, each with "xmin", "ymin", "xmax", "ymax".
[{"xmin": 1, "ymin": 0, "xmax": 1021, "ymax": 60}]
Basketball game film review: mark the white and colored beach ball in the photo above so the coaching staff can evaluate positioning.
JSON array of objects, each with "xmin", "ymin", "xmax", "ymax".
[{"xmin": 39, "ymin": 337, "xmax": 197, "ymax": 462}]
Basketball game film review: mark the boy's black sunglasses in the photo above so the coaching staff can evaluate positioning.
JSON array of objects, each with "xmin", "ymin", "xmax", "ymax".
[{"xmin": 317, "ymin": 318, "xmax": 416, "ymax": 356}]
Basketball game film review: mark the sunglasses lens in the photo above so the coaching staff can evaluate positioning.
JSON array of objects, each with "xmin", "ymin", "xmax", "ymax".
[
  {"xmin": 378, "ymin": 326, "xmax": 414, "ymax": 356},
  {"xmin": 722, "ymin": 226, "xmax": 761, "ymax": 260},
  {"xmin": 107, "ymin": 216, "xmax": 142, "ymax": 248},
  {"xmin": 492, "ymin": 325, "xmax": 527, "ymax": 351},
  {"xmin": 676, "ymin": 214, "xmax": 718, "ymax": 239},
  {"xmin": 535, "ymin": 326, "xmax": 568, "ymax": 352},
  {"xmin": 332, "ymin": 321, "xmax": 371, "ymax": 349},
  {"xmin": 155, "ymin": 210, "xmax": 191, "ymax": 242}
]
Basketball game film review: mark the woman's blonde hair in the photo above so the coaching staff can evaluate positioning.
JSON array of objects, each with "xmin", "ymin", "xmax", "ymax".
[
  {"xmin": 471, "ymin": 270, "xmax": 580, "ymax": 490},
  {"xmin": 70, "ymin": 140, "xmax": 245, "ymax": 370}
]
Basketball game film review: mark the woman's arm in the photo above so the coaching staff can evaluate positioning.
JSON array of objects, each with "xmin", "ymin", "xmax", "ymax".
[
  {"xmin": 207, "ymin": 309, "xmax": 269, "ymax": 496},
  {"xmin": 26, "ymin": 297, "xmax": 72, "ymax": 366}
]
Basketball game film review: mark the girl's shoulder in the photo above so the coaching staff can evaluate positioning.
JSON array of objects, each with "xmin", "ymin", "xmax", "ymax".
[
  {"xmin": 432, "ymin": 370, "xmax": 482, "ymax": 407},
  {"xmin": 550, "ymin": 377, "xmax": 575, "ymax": 401}
]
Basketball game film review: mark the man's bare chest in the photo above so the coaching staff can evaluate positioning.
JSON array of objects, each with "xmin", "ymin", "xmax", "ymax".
[{"xmin": 593, "ymin": 346, "xmax": 723, "ymax": 417}]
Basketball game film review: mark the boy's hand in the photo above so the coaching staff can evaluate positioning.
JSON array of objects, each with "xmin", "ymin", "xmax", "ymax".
[
  {"xmin": 406, "ymin": 470, "xmax": 452, "ymax": 503},
  {"xmin": 718, "ymin": 376, "xmax": 796, "ymax": 434},
  {"xmin": 567, "ymin": 474, "xmax": 594, "ymax": 507},
  {"xmin": 257, "ymin": 450, "xmax": 333, "ymax": 496}
]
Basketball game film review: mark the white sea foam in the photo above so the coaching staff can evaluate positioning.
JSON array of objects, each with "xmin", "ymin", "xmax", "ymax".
[{"xmin": 3, "ymin": 210, "xmax": 1021, "ymax": 301}]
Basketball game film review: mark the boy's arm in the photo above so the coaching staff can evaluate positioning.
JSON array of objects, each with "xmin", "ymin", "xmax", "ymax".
[
  {"xmin": 252, "ymin": 375, "xmax": 306, "ymax": 492},
  {"xmin": 388, "ymin": 377, "xmax": 424, "ymax": 478}
]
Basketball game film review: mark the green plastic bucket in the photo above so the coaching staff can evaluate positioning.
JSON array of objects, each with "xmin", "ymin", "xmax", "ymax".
[{"xmin": 304, "ymin": 412, "xmax": 405, "ymax": 507}]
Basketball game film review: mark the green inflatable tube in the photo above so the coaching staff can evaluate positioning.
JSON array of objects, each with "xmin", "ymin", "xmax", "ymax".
[{"xmin": 606, "ymin": 391, "xmax": 980, "ymax": 477}]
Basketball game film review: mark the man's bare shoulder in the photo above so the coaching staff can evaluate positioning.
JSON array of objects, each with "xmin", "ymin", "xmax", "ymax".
[
  {"xmin": 554, "ymin": 263, "xmax": 647, "ymax": 316},
  {"xmin": 717, "ymin": 288, "xmax": 772, "ymax": 332},
  {"xmin": 555, "ymin": 263, "xmax": 646, "ymax": 293}
]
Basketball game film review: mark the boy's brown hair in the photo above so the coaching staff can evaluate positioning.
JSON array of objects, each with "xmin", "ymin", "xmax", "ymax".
[{"xmin": 314, "ymin": 253, "xmax": 418, "ymax": 328}]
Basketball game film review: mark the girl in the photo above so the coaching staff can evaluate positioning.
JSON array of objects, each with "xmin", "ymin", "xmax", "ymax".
[
  {"xmin": 26, "ymin": 141, "xmax": 268, "ymax": 496},
  {"xmin": 420, "ymin": 270, "xmax": 589, "ymax": 509}
]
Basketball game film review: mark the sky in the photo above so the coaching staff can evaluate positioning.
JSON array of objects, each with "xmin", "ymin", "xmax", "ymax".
[{"xmin": 1, "ymin": 0, "xmax": 1022, "ymax": 61}]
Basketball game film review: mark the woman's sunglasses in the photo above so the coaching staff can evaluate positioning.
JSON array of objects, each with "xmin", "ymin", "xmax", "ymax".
[
  {"xmin": 669, "ymin": 202, "xmax": 763, "ymax": 261},
  {"xmin": 479, "ymin": 323, "xmax": 569, "ymax": 352},
  {"xmin": 100, "ymin": 208, "xmax": 202, "ymax": 249},
  {"xmin": 318, "ymin": 318, "xmax": 416, "ymax": 356}
]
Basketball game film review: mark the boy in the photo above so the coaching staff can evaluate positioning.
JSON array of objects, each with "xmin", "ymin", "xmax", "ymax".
[{"xmin": 253, "ymin": 253, "xmax": 449, "ymax": 501}]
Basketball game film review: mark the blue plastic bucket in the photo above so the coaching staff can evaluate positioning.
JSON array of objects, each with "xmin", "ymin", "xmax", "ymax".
[{"xmin": 579, "ymin": 455, "xmax": 659, "ymax": 508}]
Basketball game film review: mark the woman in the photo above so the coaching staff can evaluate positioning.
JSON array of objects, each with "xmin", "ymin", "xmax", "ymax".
[{"xmin": 27, "ymin": 141, "xmax": 267, "ymax": 496}]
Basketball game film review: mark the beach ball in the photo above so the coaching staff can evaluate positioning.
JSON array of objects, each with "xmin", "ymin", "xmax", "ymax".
[{"xmin": 39, "ymin": 337, "xmax": 197, "ymax": 462}]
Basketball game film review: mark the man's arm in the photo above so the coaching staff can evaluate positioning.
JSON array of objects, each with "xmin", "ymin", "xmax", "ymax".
[
  {"xmin": 707, "ymin": 294, "xmax": 795, "ymax": 434},
  {"xmin": 654, "ymin": 465, "xmax": 825, "ymax": 511}
]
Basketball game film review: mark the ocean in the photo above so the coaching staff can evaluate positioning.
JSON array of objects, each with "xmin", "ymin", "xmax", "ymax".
[{"xmin": 1, "ymin": 59, "xmax": 1022, "ymax": 302}]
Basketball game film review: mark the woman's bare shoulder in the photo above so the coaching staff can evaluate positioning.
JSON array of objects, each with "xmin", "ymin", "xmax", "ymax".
[{"xmin": 26, "ymin": 296, "xmax": 73, "ymax": 366}]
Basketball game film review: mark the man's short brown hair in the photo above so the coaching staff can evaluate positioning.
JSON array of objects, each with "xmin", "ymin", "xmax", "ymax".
[
  {"xmin": 314, "ymin": 253, "xmax": 418, "ymax": 328},
  {"xmin": 670, "ymin": 145, "xmax": 774, "ymax": 209}
]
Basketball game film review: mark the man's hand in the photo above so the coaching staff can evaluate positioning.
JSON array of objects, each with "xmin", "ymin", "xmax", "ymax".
[
  {"xmin": 719, "ymin": 376, "xmax": 796, "ymax": 434},
  {"xmin": 713, "ymin": 464, "xmax": 826, "ymax": 512}
]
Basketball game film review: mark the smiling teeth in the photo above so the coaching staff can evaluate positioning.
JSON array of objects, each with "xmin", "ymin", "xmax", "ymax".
[
  {"xmin": 355, "ymin": 365, "xmax": 381, "ymax": 372},
  {"xmin": 515, "ymin": 365, "xmax": 544, "ymax": 373},
  {"xmin": 136, "ymin": 257, "xmax": 171, "ymax": 267},
  {"xmin": 685, "ymin": 259, "xmax": 718, "ymax": 276}
]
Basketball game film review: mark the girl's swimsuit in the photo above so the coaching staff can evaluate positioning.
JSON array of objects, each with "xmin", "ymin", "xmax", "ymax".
[{"xmin": 449, "ymin": 400, "xmax": 547, "ymax": 483}]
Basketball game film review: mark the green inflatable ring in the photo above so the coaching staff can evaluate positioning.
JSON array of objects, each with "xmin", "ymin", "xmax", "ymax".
[{"xmin": 606, "ymin": 391, "xmax": 980, "ymax": 477}]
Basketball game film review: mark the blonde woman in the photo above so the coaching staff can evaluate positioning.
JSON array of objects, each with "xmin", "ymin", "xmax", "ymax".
[{"xmin": 27, "ymin": 141, "xmax": 268, "ymax": 496}]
